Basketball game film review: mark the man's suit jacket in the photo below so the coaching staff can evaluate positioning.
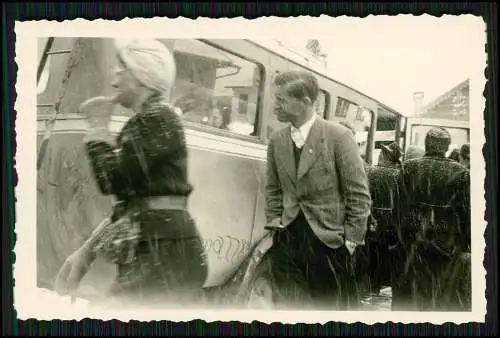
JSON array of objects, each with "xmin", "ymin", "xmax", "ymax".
[{"xmin": 265, "ymin": 117, "xmax": 372, "ymax": 249}]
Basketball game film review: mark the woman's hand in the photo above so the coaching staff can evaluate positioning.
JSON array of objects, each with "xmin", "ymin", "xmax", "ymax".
[
  {"xmin": 79, "ymin": 96, "xmax": 115, "ymax": 129},
  {"xmin": 54, "ymin": 247, "xmax": 96, "ymax": 296},
  {"xmin": 83, "ymin": 126, "xmax": 116, "ymax": 145}
]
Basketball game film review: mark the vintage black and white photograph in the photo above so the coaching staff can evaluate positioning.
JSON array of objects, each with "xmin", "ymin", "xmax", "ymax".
[{"xmin": 14, "ymin": 15, "xmax": 486, "ymax": 323}]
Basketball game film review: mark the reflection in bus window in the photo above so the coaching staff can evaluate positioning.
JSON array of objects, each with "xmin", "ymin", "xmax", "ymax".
[{"xmin": 166, "ymin": 39, "xmax": 262, "ymax": 137}]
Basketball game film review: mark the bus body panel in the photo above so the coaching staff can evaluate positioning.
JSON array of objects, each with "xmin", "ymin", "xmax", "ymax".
[
  {"xmin": 37, "ymin": 124, "xmax": 117, "ymax": 294},
  {"xmin": 37, "ymin": 116, "xmax": 266, "ymax": 289}
]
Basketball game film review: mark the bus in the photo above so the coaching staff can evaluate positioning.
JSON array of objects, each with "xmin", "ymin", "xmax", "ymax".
[{"xmin": 36, "ymin": 37, "xmax": 408, "ymax": 307}]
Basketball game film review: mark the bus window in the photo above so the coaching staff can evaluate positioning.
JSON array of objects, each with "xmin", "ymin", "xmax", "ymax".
[
  {"xmin": 376, "ymin": 109, "xmax": 398, "ymax": 131},
  {"xmin": 168, "ymin": 39, "xmax": 263, "ymax": 138},
  {"xmin": 334, "ymin": 97, "xmax": 358, "ymax": 118},
  {"xmin": 332, "ymin": 97, "xmax": 373, "ymax": 159},
  {"xmin": 410, "ymin": 124, "xmax": 470, "ymax": 151},
  {"xmin": 37, "ymin": 38, "xmax": 74, "ymax": 112}
]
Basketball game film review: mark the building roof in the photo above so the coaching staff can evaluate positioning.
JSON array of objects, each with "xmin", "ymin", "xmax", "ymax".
[{"xmin": 408, "ymin": 78, "xmax": 470, "ymax": 118}]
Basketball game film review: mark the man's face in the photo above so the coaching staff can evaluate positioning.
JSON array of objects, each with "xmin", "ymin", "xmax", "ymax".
[{"xmin": 273, "ymin": 86, "xmax": 306, "ymax": 124}]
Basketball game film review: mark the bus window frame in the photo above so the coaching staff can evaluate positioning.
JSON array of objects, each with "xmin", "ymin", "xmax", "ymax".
[
  {"xmin": 172, "ymin": 39, "xmax": 267, "ymax": 145},
  {"xmin": 363, "ymin": 108, "xmax": 377, "ymax": 165},
  {"xmin": 316, "ymin": 88, "xmax": 330, "ymax": 119},
  {"xmin": 37, "ymin": 38, "xmax": 53, "ymax": 95}
]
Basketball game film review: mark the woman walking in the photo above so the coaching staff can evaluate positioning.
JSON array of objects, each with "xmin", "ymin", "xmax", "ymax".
[{"xmin": 55, "ymin": 39, "xmax": 207, "ymax": 309}]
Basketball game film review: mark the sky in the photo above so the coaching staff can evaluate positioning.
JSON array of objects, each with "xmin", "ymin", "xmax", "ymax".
[{"xmin": 279, "ymin": 15, "xmax": 486, "ymax": 114}]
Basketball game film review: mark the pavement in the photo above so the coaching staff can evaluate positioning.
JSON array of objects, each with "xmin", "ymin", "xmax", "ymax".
[
  {"xmin": 359, "ymin": 287, "xmax": 392, "ymax": 311},
  {"xmin": 36, "ymin": 283, "xmax": 394, "ymax": 312}
]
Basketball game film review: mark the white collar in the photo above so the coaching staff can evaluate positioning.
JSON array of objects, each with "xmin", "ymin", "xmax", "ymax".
[{"xmin": 291, "ymin": 114, "xmax": 317, "ymax": 141}]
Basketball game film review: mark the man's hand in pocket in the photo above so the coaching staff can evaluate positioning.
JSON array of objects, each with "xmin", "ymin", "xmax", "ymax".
[
  {"xmin": 265, "ymin": 218, "xmax": 286, "ymax": 231},
  {"xmin": 345, "ymin": 240, "xmax": 357, "ymax": 255}
]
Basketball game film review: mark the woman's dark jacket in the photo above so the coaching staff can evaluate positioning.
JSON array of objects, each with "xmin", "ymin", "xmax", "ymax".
[{"xmin": 84, "ymin": 94, "xmax": 199, "ymax": 240}]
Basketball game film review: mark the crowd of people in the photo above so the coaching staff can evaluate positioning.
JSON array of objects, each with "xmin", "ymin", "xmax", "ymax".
[
  {"xmin": 52, "ymin": 38, "xmax": 471, "ymax": 312},
  {"xmin": 362, "ymin": 138, "xmax": 471, "ymax": 311}
]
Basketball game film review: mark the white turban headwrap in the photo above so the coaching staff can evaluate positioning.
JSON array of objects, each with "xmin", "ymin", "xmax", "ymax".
[{"xmin": 114, "ymin": 39, "xmax": 176, "ymax": 95}]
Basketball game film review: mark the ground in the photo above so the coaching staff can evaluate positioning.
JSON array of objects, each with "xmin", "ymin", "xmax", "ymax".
[{"xmin": 359, "ymin": 287, "xmax": 392, "ymax": 311}]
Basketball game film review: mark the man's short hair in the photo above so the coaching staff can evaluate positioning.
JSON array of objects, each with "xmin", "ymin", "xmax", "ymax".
[
  {"xmin": 425, "ymin": 127, "xmax": 452, "ymax": 154},
  {"xmin": 274, "ymin": 70, "xmax": 319, "ymax": 103}
]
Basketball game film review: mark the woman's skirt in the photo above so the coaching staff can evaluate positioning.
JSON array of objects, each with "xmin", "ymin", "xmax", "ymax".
[{"xmin": 98, "ymin": 209, "xmax": 208, "ymax": 309}]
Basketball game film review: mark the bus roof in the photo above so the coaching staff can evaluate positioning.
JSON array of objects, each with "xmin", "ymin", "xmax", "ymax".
[{"xmin": 246, "ymin": 39, "xmax": 404, "ymax": 117}]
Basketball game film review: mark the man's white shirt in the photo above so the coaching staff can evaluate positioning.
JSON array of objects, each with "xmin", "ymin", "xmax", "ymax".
[{"xmin": 290, "ymin": 114, "xmax": 317, "ymax": 149}]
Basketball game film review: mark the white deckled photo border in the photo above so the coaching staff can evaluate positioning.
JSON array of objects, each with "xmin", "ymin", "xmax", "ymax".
[{"xmin": 13, "ymin": 15, "xmax": 487, "ymax": 324}]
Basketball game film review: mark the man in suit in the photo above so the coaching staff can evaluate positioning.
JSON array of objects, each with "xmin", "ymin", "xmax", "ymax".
[{"xmin": 265, "ymin": 70, "xmax": 372, "ymax": 310}]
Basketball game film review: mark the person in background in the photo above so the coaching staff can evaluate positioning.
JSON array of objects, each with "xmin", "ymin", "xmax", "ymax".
[
  {"xmin": 219, "ymin": 106, "xmax": 231, "ymax": 130},
  {"xmin": 448, "ymin": 148, "xmax": 461, "ymax": 162},
  {"xmin": 460, "ymin": 143, "xmax": 470, "ymax": 170},
  {"xmin": 404, "ymin": 145, "xmax": 425, "ymax": 162},
  {"xmin": 265, "ymin": 70, "xmax": 371, "ymax": 310},
  {"xmin": 55, "ymin": 39, "xmax": 207, "ymax": 309},
  {"xmin": 398, "ymin": 127, "xmax": 471, "ymax": 311},
  {"xmin": 364, "ymin": 142, "xmax": 405, "ymax": 304}
]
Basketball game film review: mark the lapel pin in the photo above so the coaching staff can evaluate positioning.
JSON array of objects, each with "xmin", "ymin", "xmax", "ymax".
[{"xmin": 309, "ymin": 149, "xmax": 313, "ymax": 154}]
